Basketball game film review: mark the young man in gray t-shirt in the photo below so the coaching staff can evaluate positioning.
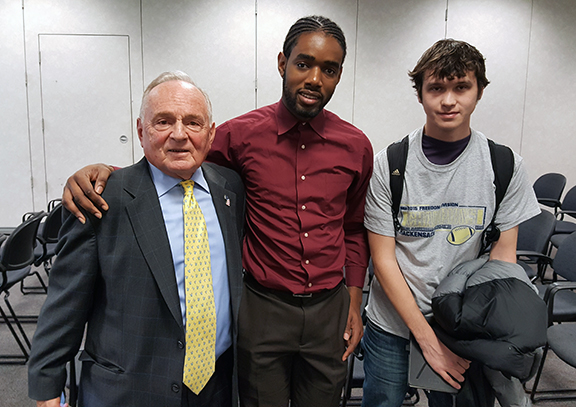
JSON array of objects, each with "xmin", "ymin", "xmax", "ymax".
[{"xmin": 362, "ymin": 40, "xmax": 540, "ymax": 407}]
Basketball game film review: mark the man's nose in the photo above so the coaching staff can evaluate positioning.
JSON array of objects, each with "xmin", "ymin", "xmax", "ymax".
[
  {"xmin": 306, "ymin": 66, "xmax": 322, "ymax": 87},
  {"xmin": 442, "ymin": 91, "xmax": 456, "ymax": 107},
  {"xmin": 171, "ymin": 121, "xmax": 187, "ymax": 139}
]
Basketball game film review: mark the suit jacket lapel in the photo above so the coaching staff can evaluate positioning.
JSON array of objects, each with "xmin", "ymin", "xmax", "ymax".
[
  {"xmin": 202, "ymin": 164, "xmax": 243, "ymax": 324},
  {"xmin": 124, "ymin": 159, "xmax": 184, "ymax": 329}
]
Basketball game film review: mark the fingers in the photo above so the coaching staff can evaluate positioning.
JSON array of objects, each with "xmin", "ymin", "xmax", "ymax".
[
  {"xmin": 341, "ymin": 312, "xmax": 364, "ymax": 361},
  {"xmin": 433, "ymin": 356, "xmax": 468, "ymax": 389},
  {"xmin": 62, "ymin": 184, "xmax": 86, "ymax": 224},
  {"xmin": 61, "ymin": 164, "xmax": 114, "ymax": 223},
  {"xmin": 93, "ymin": 165, "xmax": 114, "ymax": 200},
  {"xmin": 36, "ymin": 397, "xmax": 62, "ymax": 407},
  {"xmin": 441, "ymin": 371, "xmax": 463, "ymax": 390},
  {"xmin": 63, "ymin": 178, "xmax": 102, "ymax": 222},
  {"xmin": 420, "ymin": 337, "xmax": 471, "ymax": 389}
]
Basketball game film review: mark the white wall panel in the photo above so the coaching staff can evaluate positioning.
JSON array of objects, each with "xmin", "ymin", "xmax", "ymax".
[
  {"xmin": 141, "ymin": 0, "xmax": 255, "ymax": 126},
  {"xmin": 256, "ymin": 0, "xmax": 359, "ymax": 123},
  {"xmin": 446, "ymin": 0, "xmax": 532, "ymax": 153},
  {"xmin": 0, "ymin": 1, "xmax": 33, "ymax": 226},
  {"xmin": 522, "ymin": 0, "xmax": 576, "ymax": 189},
  {"xmin": 39, "ymin": 35, "xmax": 133, "ymax": 199},
  {"xmin": 354, "ymin": 0, "xmax": 446, "ymax": 154},
  {"xmin": 22, "ymin": 0, "xmax": 142, "ymax": 207}
]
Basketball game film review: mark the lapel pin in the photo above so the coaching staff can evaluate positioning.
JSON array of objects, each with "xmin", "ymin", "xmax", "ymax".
[{"xmin": 224, "ymin": 195, "xmax": 231, "ymax": 207}]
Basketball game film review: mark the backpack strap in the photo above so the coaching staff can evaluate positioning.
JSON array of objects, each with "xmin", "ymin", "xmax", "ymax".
[
  {"xmin": 387, "ymin": 135, "xmax": 409, "ymax": 233},
  {"xmin": 387, "ymin": 136, "xmax": 514, "ymax": 249},
  {"xmin": 481, "ymin": 139, "xmax": 514, "ymax": 254}
]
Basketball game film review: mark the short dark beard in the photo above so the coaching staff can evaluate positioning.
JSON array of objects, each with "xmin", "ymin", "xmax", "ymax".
[{"xmin": 282, "ymin": 75, "xmax": 325, "ymax": 121}]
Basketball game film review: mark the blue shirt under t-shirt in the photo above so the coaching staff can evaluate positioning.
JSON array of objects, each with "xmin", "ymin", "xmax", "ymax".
[{"xmin": 422, "ymin": 133, "xmax": 471, "ymax": 165}]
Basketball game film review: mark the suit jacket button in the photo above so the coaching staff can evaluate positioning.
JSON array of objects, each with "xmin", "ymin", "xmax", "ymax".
[
  {"xmin": 177, "ymin": 340, "xmax": 184, "ymax": 349},
  {"xmin": 172, "ymin": 383, "xmax": 180, "ymax": 393}
]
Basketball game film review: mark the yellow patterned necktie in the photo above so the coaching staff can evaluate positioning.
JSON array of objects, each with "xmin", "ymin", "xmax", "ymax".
[{"xmin": 180, "ymin": 180, "xmax": 216, "ymax": 394}]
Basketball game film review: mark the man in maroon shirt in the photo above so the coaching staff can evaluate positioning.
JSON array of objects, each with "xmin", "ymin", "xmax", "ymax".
[{"xmin": 62, "ymin": 16, "xmax": 373, "ymax": 407}]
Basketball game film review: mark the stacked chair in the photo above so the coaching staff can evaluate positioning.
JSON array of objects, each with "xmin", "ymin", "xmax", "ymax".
[
  {"xmin": 21, "ymin": 199, "xmax": 63, "ymax": 294},
  {"xmin": 533, "ymin": 172, "xmax": 566, "ymax": 215},
  {"xmin": 0, "ymin": 211, "xmax": 46, "ymax": 364},
  {"xmin": 547, "ymin": 186, "xmax": 576, "ymax": 259},
  {"xmin": 516, "ymin": 210, "xmax": 557, "ymax": 282},
  {"xmin": 519, "ymin": 231, "xmax": 576, "ymax": 401}
]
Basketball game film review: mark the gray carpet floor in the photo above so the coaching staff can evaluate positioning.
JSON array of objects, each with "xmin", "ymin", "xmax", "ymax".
[{"xmin": 1, "ymin": 265, "xmax": 575, "ymax": 407}]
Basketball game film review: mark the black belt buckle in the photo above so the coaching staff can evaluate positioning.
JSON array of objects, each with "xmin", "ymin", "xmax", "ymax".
[{"xmin": 293, "ymin": 292, "xmax": 313, "ymax": 298}]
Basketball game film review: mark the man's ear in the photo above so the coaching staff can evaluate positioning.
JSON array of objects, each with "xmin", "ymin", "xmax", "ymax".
[
  {"xmin": 207, "ymin": 122, "xmax": 216, "ymax": 148},
  {"xmin": 137, "ymin": 118, "xmax": 144, "ymax": 146},
  {"xmin": 477, "ymin": 88, "xmax": 484, "ymax": 101},
  {"xmin": 278, "ymin": 52, "xmax": 287, "ymax": 77}
]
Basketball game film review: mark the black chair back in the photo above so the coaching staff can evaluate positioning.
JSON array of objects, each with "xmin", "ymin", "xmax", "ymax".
[
  {"xmin": 552, "ymin": 231, "xmax": 576, "ymax": 282},
  {"xmin": 0, "ymin": 212, "xmax": 45, "ymax": 277},
  {"xmin": 517, "ymin": 211, "xmax": 556, "ymax": 254},
  {"xmin": 42, "ymin": 203, "xmax": 63, "ymax": 244},
  {"xmin": 533, "ymin": 173, "xmax": 566, "ymax": 212},
  {"xmin": 559, "ymin": 186, "xmax": 576, "ymax": 220}
]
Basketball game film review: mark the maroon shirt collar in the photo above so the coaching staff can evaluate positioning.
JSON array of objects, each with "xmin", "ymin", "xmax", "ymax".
[{"xmin": 276, "ymin": 100, "xmax": 327, "ymax": 139}]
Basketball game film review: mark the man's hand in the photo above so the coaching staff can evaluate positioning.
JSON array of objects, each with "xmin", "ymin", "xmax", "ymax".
[
  {"xmin": 37, "ymin": 397, "xmax": 68, "ymax": 407},
  {"xmin": 342, "ymin": 286, "xmax": 364, "ymax": 361},
  {"xmin": 62, "ymin": 164, "xmax": 114, "ymax": 224},
  {"xmin": 418, "ymin": 334, "xmax": 470, "ymax": 390}
]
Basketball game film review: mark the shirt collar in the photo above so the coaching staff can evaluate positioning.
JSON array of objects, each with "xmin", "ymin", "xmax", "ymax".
[
  {"xmin": 275, "ymin": 99, "xmax": 327, "ymax": 139},
  {"xmin": 148, "ymin": 161, "xmax": 210, "ymax": 198}
]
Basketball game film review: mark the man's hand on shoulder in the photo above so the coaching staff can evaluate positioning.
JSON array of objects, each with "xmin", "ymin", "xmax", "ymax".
[{"xmin": 62, "ymin": 164, "xmax": 114, "ymax": 224}]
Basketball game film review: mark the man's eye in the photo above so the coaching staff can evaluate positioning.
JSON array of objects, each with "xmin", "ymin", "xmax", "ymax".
[
  {"xmin": 296, "ymin": 62, "xmax": 308, "ymax": 69},
  {"xmin": 155, "ymin": 120, "xmax": 170, "ymax": 129},
  {"xmin": 187, "ymin": 122, "xmax": 203, "ymax": 132}
]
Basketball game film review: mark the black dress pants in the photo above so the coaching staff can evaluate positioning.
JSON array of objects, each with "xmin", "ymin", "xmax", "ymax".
[{"xmin": 238, "ymin": 275, "xmax": 349, "ymax": 407}]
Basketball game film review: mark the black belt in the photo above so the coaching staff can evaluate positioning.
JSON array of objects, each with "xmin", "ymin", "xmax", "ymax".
[{"xmin": 243, "ymin": 272, "xmax": 344, "ymax": 306}]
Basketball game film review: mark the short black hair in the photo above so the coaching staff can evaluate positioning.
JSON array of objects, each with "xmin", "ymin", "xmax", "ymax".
[
  {"xmin": 283, "ymin": 16, "xmax": 347, "ymax": 64},
  {"xmin": 409, "ymin": 39, "xmax": 489, "ymax": 99}
]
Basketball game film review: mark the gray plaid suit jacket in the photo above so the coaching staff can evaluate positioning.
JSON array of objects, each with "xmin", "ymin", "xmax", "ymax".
[{"xmin": 28, "ymin": 158, "xmax": 245, "ymax": 406}]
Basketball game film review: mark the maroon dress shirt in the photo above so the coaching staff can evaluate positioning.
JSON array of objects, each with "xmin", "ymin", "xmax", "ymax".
[{"xmin": 208, "ymin": 101, "xmax": 373, "ymax": 294}]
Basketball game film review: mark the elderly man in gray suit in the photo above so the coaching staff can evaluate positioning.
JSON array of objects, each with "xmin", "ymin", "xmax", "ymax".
[{"xmin": 28, "ymin": 72, "xmax": 245, "ymax": 407}]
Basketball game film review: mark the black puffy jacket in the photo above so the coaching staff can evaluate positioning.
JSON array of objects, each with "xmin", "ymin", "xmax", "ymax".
[{"xmin": 431, "ymin": 257, "xmax": 547, "ymax": 380}]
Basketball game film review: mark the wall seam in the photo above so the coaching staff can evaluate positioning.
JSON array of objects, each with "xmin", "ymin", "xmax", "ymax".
[
  {"xmin": 254, "ymin": 0, "xmax": 258, "ymax": 109},
  {"xmin": 519, "ymin": 0, "xmax": 535, "ymax": 156},
  {"xmin": 351, "ymin": 0, "xmax": 360, "ymax": 124},
  {"xmin": 22, "ymin": 0, "xmax": 37, "ymax": 208}
]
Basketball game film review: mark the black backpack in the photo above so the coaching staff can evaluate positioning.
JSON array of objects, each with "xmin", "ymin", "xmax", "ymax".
[{"xmin": 387, "ymin": 135, "xmax": 514, "ymax": 254}]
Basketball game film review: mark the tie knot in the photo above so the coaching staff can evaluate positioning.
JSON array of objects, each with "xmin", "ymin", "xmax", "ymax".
[{"xmin": 180, "ymin": 180, "xmax": 195, "ymax": 196}]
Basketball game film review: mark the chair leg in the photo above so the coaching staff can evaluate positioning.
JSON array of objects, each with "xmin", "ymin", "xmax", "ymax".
[
  {"xmin": 3, "ymin": 292, "xmax": 32, "ymax": 348},
  {"xmin": 526, "ymin": 341, "xmax": 576, "ymax": 402},
  {"xmin": 20, "ymin": 270, "xmax": 48, "ymax": 295},
  {"xmin": 341, "ymin": 356, "xmax": 354, "ymax": 407},
  {"xmin": 0, "ymin": 303, "xmax": 29, "ymax": 364},
  {"xmin": 529, "ymin": 344, "xmax": 549, "ymax": 402},
  {"xmin": 44, "ymin": 259, "xmax": 52, "ymax": 275},
  {"xmin": 403, "ymin": 387, "xmax": 420, "ymax": 406}
]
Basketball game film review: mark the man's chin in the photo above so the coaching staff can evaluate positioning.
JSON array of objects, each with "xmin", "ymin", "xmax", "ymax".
[{"xmin": 294, "ymin": 104, "xmax": 322, "ymax": 120}]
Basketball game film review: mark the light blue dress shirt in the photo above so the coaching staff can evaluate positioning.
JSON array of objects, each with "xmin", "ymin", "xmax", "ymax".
[{"xmin": 148, "ymin": 163, "xmax": 232, "ymax": 359}]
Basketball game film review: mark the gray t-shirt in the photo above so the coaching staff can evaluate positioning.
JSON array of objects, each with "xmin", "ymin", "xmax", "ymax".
[{"xmin": 364, "ymin": 128, "xmax": 540, "ymax": 339}]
